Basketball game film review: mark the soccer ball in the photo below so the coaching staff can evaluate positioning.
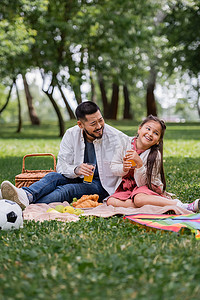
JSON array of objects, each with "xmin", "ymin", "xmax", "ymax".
[{"xmin": 0, "ymin": 199, "xmax": 23, "ymax": 230}]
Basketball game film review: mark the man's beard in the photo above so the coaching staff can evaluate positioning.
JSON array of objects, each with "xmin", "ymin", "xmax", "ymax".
[{"xmin": 83, "ymin": 126, "xmax": 104, "ymax": 140}]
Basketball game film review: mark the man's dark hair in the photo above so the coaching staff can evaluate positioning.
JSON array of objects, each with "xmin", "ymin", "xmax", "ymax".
[{"xmin": 75, "ymin": 101, "xmax": 101, "ymax": 121}]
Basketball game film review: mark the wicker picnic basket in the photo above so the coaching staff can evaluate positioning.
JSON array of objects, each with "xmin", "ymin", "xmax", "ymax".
[{"xmin": 15, "ymin": 153, "xmax": 56, "ymax": 188}]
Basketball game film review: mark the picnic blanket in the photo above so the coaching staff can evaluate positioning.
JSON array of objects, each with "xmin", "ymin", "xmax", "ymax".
[
  {"xmin": 124, "ymin": 213, "xmax": 200, "ymax": 240},
  {"xmin": 23, "ymin": 201, "xmax": 191, "ymax": 222}
]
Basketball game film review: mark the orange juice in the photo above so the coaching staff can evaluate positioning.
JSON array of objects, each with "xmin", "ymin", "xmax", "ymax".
[
  {"xmin": 83, "ymin": 163, "xmax": 95, "ymax": 184},
  {"xmin": 83, "ymin": 173, "xmax": 94, "ymax": 183},
  {"xmin": 128, "ymin": 159, "xmax": 137, "ymax": 167}
]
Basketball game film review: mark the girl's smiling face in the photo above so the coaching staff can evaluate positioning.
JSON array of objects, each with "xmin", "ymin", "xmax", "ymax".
[{"xmin": 136, "ymin": 120, "xmax": 162, "ymax": 150}]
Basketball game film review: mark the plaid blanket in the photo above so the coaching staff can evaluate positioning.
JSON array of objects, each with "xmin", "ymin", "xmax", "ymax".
[{"xmin": 124, "ymin": 213, "xmax": 200, "ymax": 240}]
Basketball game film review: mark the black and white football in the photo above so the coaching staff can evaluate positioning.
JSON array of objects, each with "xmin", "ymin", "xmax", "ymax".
[{"xmin": 0, "ymin": 199, "xmax": 23, "ymax": 230}]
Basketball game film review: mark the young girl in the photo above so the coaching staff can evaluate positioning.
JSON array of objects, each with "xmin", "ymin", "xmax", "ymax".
[{"xmin": 107, "ymin": 115, "xmax": 199, "ymax": 212}]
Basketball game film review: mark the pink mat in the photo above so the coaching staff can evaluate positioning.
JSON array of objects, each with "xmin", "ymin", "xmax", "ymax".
[{"xmin": 23, "ymin": 202, "xmax": 192, "ymax": 222}]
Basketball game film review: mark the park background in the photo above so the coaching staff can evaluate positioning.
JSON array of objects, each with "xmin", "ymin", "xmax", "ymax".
[
  {"xmin": 0, "ymin": 1, "xmax": 200, "ymax": 299},
  {"xmin": 0, "ymin": 0, "xmax": 200, "ymax": 135}
]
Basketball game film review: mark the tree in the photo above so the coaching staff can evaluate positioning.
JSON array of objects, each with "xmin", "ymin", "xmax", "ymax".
[
  {"xmin": 3, "ymin": 0, "xmax": 199, "ymax": 124},
  {"xmin": 41, "ymin": 71, "xmax": 65, "ymax": 137},
  {"xmin": 0, "ymin": 0, "xmax": 69, "ymax": 134},
  {"xmin": 14, "ymin": 78, "xmax": 22, "ymax": 133},
  {"xmin": 0, "ymin": 0, "xmax": 37, "ymax": 130},
  {"xmin": 72, "ymin": 0, "xmax": 160, "ymax": 119},
  {"xmin": 164, "ymin": 0, "xmax": 200, "ymax": 76},
  {"xmin": 123, "ymin": 85, "xmax": 132, "ymax": 119},
  {"xmin": 0, "ymin": 82, "xmax": 14, "ymax": 114},
  {"xmin": 22, "ymin": 74, "xmax": 40, "ymax": 125},
  {"xmin": 162, "ymin": 0, "xmax": 200, "ymax": 118},
  {"xmin": 23, "ymin": 0, "xmax": 78, "ymax": 118}
]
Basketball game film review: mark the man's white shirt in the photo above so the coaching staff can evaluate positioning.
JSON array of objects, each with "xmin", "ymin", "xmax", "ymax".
[{"xmin": 56, "ymin": 124, "xmax": 129, "ymax": 195}]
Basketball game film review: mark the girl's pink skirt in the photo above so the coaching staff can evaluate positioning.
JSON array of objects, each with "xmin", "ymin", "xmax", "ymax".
[
  {"xmin": 110, "ymin": 170, "xmax": 166, "ymax": 201},
  {"xmin": 111, "ymin": 184, "xmax": 164, "ymax": 201}
]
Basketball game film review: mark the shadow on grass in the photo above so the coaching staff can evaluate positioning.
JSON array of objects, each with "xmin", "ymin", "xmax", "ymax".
[{"xmin": 0, "ymin": 121, "xmax": 76, "ymax": 139}]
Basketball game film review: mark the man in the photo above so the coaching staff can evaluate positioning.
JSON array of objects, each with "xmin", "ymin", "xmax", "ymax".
[{"xmin": 1, "ymin": 101, "xmax": 129, "ymax": 209}]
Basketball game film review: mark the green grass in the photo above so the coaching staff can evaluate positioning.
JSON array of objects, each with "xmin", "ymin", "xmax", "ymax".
[{"xmin": 0, "ymin": 121, "xmax": 200, "ymax": 300}]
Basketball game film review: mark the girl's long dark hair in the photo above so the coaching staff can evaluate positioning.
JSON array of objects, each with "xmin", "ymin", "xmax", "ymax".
[{"xmin": 139, "ymin": 115, "xmax": 166, "ymax": 191}]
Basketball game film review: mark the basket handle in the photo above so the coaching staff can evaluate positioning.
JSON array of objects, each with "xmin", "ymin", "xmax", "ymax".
[{"xmin": 22, "ymin": 153, "xmax": 57, "ymax": 173}]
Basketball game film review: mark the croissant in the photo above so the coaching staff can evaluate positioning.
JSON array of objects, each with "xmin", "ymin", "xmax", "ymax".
[
  {"xmin": 72, "ymin": 199, "xmax": 91, "ymax": 207},
  {"xmin": 89, "ymin": 194, "xmax": 99, "ymax": 202},
  {"xmin": 75, "ymin": 200, "xmax": 103, "ymax": 208},
  {"xmin": 72, "ymin": 194, "xmax": 99, "ymax": 207}
]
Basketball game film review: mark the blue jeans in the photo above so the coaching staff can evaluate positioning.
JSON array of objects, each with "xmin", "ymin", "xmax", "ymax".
[{"xmin": 23, "ymin": 172, "xmax": 109, "ymax": 204}]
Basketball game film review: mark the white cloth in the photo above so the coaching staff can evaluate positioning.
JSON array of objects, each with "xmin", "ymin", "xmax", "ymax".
[
  {"xmin": 56, "ymin": 124, "xmax": 129, "ymax": 195},
  {"xmin": 110, "ymin": 137, "xmax": 164, "ymax": 191}
]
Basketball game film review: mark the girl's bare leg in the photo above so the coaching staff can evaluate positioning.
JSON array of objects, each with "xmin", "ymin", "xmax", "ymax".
[
  {"xmin": 134, "ymin": 193, "xmax": 178, "ymax": 208},
  {"xmin": 107, "ymin": 197, "xmax": 137, "ymax": 208}
]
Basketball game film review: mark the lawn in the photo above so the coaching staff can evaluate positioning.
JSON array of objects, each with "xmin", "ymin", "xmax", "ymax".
[{"xmin": 0, "ymin": 121, "xmax": 200, "ymax": 300}]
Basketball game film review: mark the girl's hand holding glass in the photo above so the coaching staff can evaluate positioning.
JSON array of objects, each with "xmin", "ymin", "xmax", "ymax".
[
  {"xmin": 125, "ymin": 150, "xmax": 143, "ymax": 169},
  {"xmin": 123, "ymin": 156, "xmax": 133, "ymax": 172}
]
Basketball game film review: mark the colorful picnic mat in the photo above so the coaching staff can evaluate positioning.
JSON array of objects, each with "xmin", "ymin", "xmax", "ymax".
[{"xmin": 124, "ymin": 213, "xmax": 200, "ymax": 239}]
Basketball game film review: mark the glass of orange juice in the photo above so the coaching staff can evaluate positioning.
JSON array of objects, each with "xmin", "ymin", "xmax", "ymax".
[
  {"xmin": 128, "ymin": 159, "xmax": 137, "ymax": 168},
  {"xmin": 83, "ymin": 163, "xmax": 96, "ymax": 184},
  {"xmin": 126, "ymin": 150, "xmax": 137, "ymax": 168}
]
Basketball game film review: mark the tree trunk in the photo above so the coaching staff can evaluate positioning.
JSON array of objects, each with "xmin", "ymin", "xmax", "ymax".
[
  {"xmin": 196, "ymin": 77, "xmax": 200, "ymax": 119},
  {"xmin": 56, "ymin": 81, "xmax": 76, "ymax": 119},
  {"xmin": 14, "ymin": 80, "xmax": 22, "ymax": 133},
  {"xmin": 197, "ymin": 94, "xmax": 200, "ymax": 119},
  {"xmin": 146, "ymin": 67, "xmax": 157, "ymax": 116},
  {"xmin": 98, "ymin": 73, "xmax": 109, "ymax": 118},
  {"xmin": 90, "ymin": 71, "xmax": 97, "ymax": 103},
  {"xmin": 145, "ymin": 10, "xmax": 165, "ymax": 117},
  {"xmin": 43, "ymin": 90, "xmax": 65, "ymax": 137},
  {"xmin": 67, "ymin": 70, "xmax": 82, "ymax": 105},
  {"xmin": 196, "ymin": 98, "xmax": 200, "ymax": 118},
  {"xmin": 123, "ymin": 84, "xmax": 132, "ymax": 119},
  {"xmin": 109, "ymin": 83, "xmax": 119, "ymax": 120},
  {"xmin": 22, "ymin": 74, "xmax": 40, "ymax": 125},
  {"xmin": 73, "ymin": 84, "xmax": 82, "ymax": 105},
  {"xmin": 0, "ymin": 81, "xmax": 14, "ymax": 114},
  {"xmin": 41, "ymin": 71, "xmax": 65, "ymax": 137}
]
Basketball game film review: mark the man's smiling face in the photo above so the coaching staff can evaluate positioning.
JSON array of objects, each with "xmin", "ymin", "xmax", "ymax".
[{"xmin": 77, "ymin": 110, "xmax": 105, "ymax": 142}]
